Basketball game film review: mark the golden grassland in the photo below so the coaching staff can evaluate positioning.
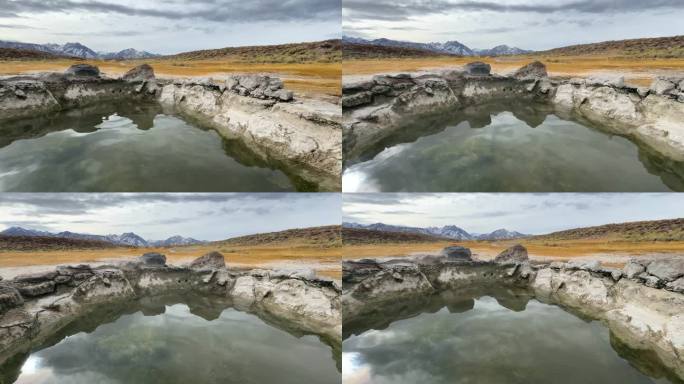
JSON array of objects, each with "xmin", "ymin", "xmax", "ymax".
[
  {"xmin": 343, "ymin": 55, "xmax": 684, "ymax": 86},
  {"xmin": 344, "ymin": 239, "xmax": 684, "ymax": 267},
  {"xmin": 0, "ymin": 59, "xmax": 342, "ymax": 96},
  {"xmin": 0, "ymin": 243, "xmax": 342, "ymax": 279}
]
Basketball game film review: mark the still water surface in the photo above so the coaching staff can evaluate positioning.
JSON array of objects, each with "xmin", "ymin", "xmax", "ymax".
[
  {"xmin": 3, "ymin": 300, "xmax": 339, "ymax": 384},
  {"xmin": 0, "ymin": 102, "xmax": 316, "ymax": 191},
  {"xmin": 343, "ymin": 295, "xmax": 681, "ymax": 384},
  {"xmin": 343, "ymin": 105, "xmax": 684, "ymax": 192}
]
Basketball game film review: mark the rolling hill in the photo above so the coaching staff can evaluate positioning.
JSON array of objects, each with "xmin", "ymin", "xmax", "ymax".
[
  {"xmin": 169, "ymin": 40, "xmax": 341, "ymax": 63},
  {"xmin": 214, "ymin": 225, "xmax": 342, "ymax": 247},
  {"xmin": 0, "ymin": 47, "xmax": 72, "ymax": 60},
  {"xmin": 534, "ymin": 218, "xmax": 684, "ymax": 242},
  {"xmin": 342, "ymin": 227, "xmax": 448, "ymax": 245},
  {"xmin": 539, "ymin": 35, "xmax": 684, "ymax": 58},
  {"xmin": 343, "ymin": 43, "xmax": 444, "ymax": 59},
  {"xmin": 0, "ymin": 235, "xmax": 120, "ymax": 251}
]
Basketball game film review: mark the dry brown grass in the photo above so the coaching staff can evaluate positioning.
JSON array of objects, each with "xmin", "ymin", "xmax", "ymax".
[
  {"xmin": 0, "ymin": 244, "xmax": 342, "ymax": 279},
  {"xmin": 344, "ymin": 239, "xmax": 684, "ymax": 265},
  {"xmin": 343, "ymin": 56, "xmax": 684, "ymax": 86},
  {"xmin": 0, "ymin": 59, "xmax": 341, "ymax": 97}
]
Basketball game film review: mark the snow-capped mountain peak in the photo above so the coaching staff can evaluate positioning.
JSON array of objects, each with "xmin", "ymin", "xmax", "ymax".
[
  {"xmin": 0, "ymin": 226, "xmax": 53, "ymax": 237},
  {"xmin": 0, "ymin": 40, "xmax": 159, "ymax": 59},
  {"xmin": 342, "ymin": 35, "xmax": 531, "ymax": 57},
  {"xmin": 342, "ymin": 222, "xmax": 529, "ymax": 240},
  {"xmin": 150, "ymin": 236, "xmax": 206, "ymax": 247},
  {"xmin": 0, "ymin": 226, "xmax": 209, "ymax": 248}
]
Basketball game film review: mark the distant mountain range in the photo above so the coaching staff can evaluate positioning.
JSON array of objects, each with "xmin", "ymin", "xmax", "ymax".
[
  {"xmin": 342, "ymin": 36, "xmax": 531, "ymax": 57},
  {"xmin": 0, "ymin": 40, "xmax": 160, "ymax": 60},
  {"xmin": 0, "ymin": 227, "xmax": 205, "ymax": 247},
  {"xmin": 342, "ymin": 222, "xmax": 528, "ymax": 240}
]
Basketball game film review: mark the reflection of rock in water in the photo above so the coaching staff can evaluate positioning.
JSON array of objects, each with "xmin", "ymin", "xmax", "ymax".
[
  {"xmin": 0, "ymin": 100, "xmax": 163, "ymax": 148},
  {"xmin": 1, "ymin": 293, "xmax": 340, "ymax": 382},
  {"xmin": 220, "ymin": 137, "xmax": 320, "ymax": 192},
  {"xmin": 0, "ymin": 348, "xmax": 26, "ymax": 384},
  {"xmin": 343, "ymin": 254, "xmax": 684, "ymax": 381},
  {"xmin": 610, "ymin": 331, "xmax": 684, "ymax": 384},
  {"xmin": 343, "ymin": 286, "xmax": 533, "ymax": 339},
  {"xmin": 345, "ymin": 100, "xmax": 684, "ymax": 191},
  {"xmin": 638, "ymin": 146, "xmax": 684, "ymax": 192}
]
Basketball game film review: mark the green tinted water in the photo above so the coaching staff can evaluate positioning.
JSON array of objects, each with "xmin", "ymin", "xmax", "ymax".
[
  {"xmin": 0, "ymin": 102, "xmax": 318, "ymax": 191},
  {"xmin": 2, "ymin": 299, "xmax": 339, "ymax": 384},
  {"xmin": 343, "ymin": 105, "xmax": 684, "ymax": 192},
  {"xmin": 343, "ymin": 295, "xmax": 681, "ymax": 384}
]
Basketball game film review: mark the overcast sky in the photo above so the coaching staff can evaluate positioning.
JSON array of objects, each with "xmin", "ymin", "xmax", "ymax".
[
  {"xmin": 0, "ymin": 193, "xmax": 341, "ymax": 241},
  {"xmin": 0, "ymin": 0, "xmax": 341, "ymax": 54},
  {"xmin": 343, "ymin": 0, "xmax": 684, "ymax": 50},
  {"xmin": 343, "ymin": 193, "xmax": 684, "ymax": 235}
]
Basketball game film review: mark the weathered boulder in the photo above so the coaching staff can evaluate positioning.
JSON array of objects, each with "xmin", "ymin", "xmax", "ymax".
[
  {"xmin": 272, "ymin": 89, "xmax": 293, "ymax": 102},
  {"xmin": 636, "ymin": 87, "xmax": 650, "ymax": 97},
  {"xmin": 566, "ymin": 260, "xmax": 601, "ymax": 272},
  {"xmin": 138, "ymin": 252, "xmax": 167, "ymax": 266},
  {"xmin": 189, "ymin": 251, "xmax": 226, "ymax": 270},
  {"xmin": 638, "ymin": 272, "xmax": 662, "ymax": 288},
  {"xmin": 15, "ymin": 281, "xmax": 56, "ymax": 297},
  {"xmin": 439, "ymin": 246, "xmax": 472, "ymax": 260},
  {"xmin": 464, "ymin": 62, "xmax": 491, "ymax": 76},
  {"xmin": 650, "ymin": 78, "xmax": 676, "ymax": 95},
  {"xmin": 666, "ymin": 277, "xmax": 684, "ymax": 293},
  {"xmin": 223, "ymin": 75, "xmax": 293, "ymax": 101},
  {"xmin": 12, "ymin": 271, "xmax": 57, "ymax": 284},
  {"xmin": 607, "ymin": 269, "xmax": 623, "ymax": 281},
  {"xmin": 0, "ymin": 284, "xmax": 23, "ymax": 313},
  {"xmin": 646, "ymin": 258, "xmax": 684, "ymax": 282},
  {"xmin": 512, "ymin": 61, "xmax": 547, "ymax": 79},
  {"xmin": 587, "ymin": 74, "xmax": 625, "ymax": 88},
  {"xmin": 342, "ymin": 91, "xmax": 373, "ymax": 108},
  {"xmin": 494, "ymin": 244, "xmax": 528, "ymax": 264},
  {"xmin": 549, "ymin": 261, "xmax": 565, "ymax": 270},
  {"xmin": 623, "ymin": 260, "xmax": 646, "ymax": 278},
  {"xmin": 65, "ymin": 64, "xmax": 100, "ymax": 78},
  {"xmin": 271, "ymin": 268, "xmax": 316, "ymax": 280},
  {"xmin": 122, "ymin": 64, "xmax": 155, "ymax": 82}
]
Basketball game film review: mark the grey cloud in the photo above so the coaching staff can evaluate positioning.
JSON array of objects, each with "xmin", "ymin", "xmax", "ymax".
[
  {"xmin": 0, "ymin": 193, "xmax": 326, "ymax": 216},
  {"xmin": 0, "ymin": 23, "xmax": 43, "ymax": 29},
  {"xmin": 377, "ymin": 209, "xmax": 422, "ymax": 215},
  {"xmin": 0, "ymin": 0, "xmax": 341, "ymax": 23},
  {"xmin": 436, "ymin": 26, "xmax": 521, "ymax": 35},
  {"xmin": 343, "ymin": 193, "xmax": 442, "ymax": 206},
  {"xmin": 459, "ymin": 210, "xmax": 517, "ymax": 218},
  {"xmin": 345, "ymin": 0, "xmax": 684, "ymax": 22},
  {"xmin": 54, "ymin": 30, "xmax": 142, "ymax": 37}
]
